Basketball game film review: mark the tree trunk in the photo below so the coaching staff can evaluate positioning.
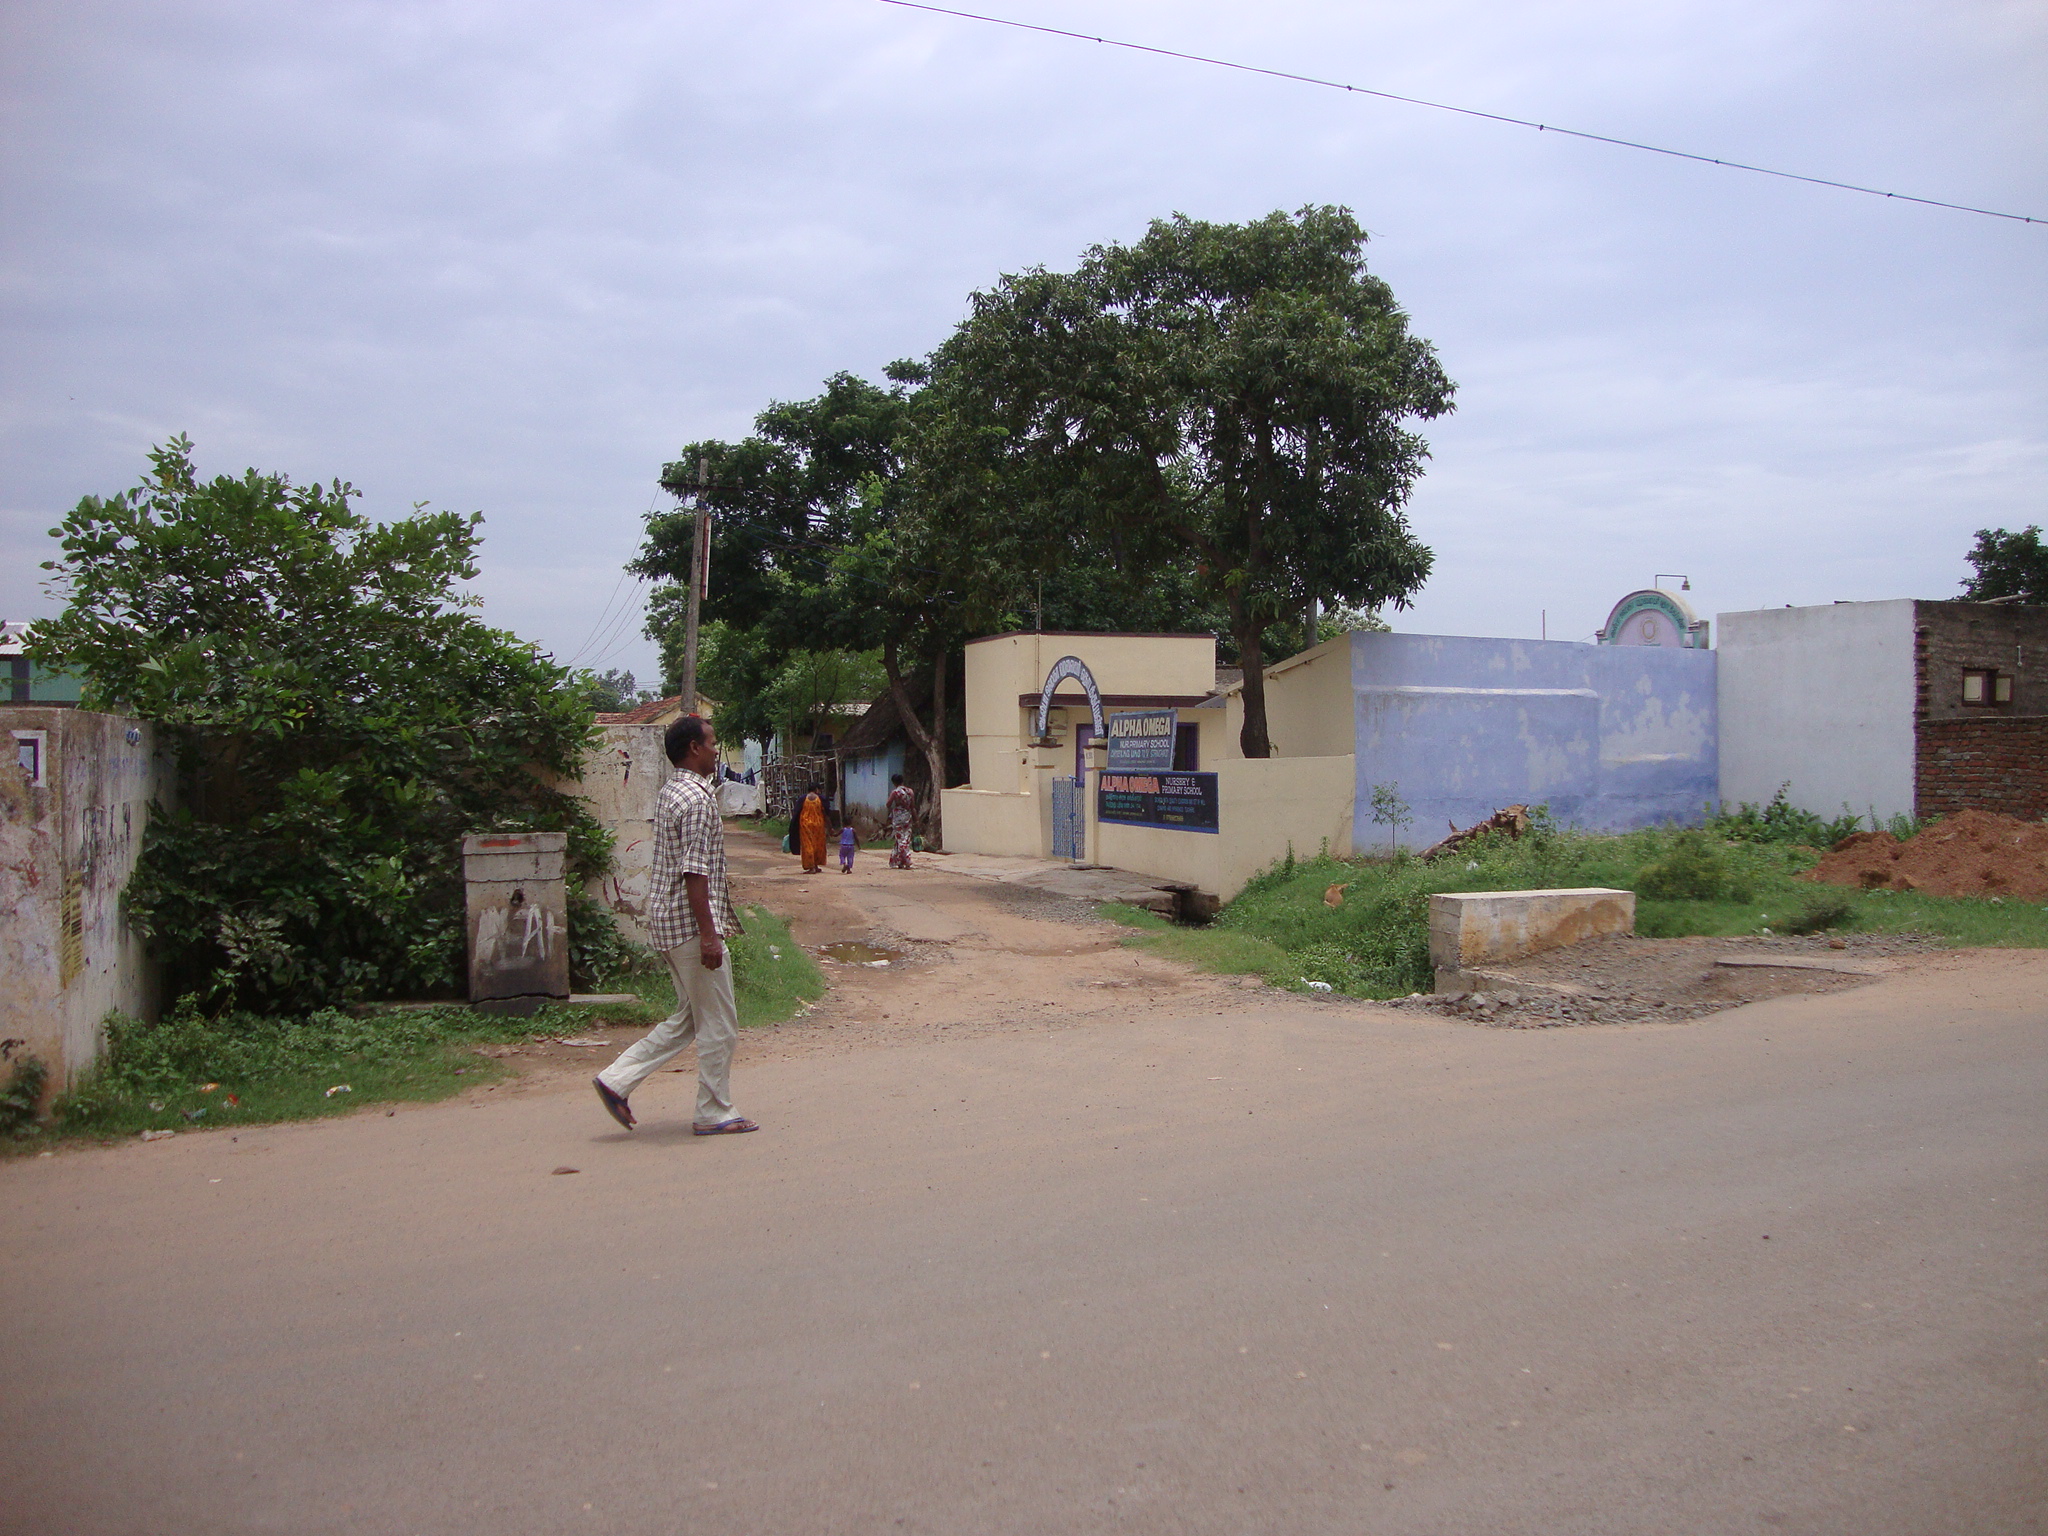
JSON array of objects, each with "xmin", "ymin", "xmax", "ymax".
[
  {"xmin": 1235, "ymin": 614, "xmax": 1272, "ymax": 759},
  {"xmin": 881, "ymin": 638, "xmax": 947, "ymax": 851}
]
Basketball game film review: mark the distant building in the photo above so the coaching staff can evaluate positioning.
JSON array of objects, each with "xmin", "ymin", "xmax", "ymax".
[
  {"xmin": 1, "ymin": 622, "xmax": 85, "ymax": 705},
  {"xmin": 836, "ymin": 691, "xmax": 914, "ymax": 819}
]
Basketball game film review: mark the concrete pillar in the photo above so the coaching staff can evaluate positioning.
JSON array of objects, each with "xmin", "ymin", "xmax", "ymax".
[
  {"xmin": 463, "ymin": 831, "xmax": 569, "ymax": 1015},
  {"xmin": 1082, "ymin": 738, "xmax": 1108, "ymax": 867},
  {"xmin": 1028, "ymin": 740, "xmax": 1061, "ymax": 857}
]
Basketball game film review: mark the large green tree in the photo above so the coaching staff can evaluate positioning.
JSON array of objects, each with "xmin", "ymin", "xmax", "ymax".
[
  {"xmin": 32, "ymin": 437, "xmax": 609, "ymax": 1010},
  {"xmin": 1961, "ymin": 525, "xmax": 2047, "ymax": 604},
  {"xmin": 916, "ymin": 206, "xmax": 1453, "ymax": 757},
  {"xmin": 638, "ymin": 376, "xmax": 1025, "ymax": 845}
]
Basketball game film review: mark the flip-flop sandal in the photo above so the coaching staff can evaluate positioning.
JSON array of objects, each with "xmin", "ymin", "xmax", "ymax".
[
  {"xmin": 593, "ymin": 1078, "xmax": 635, "ymax": 1130},
  {"xmin": 693, "ymin": 1117, "xmax": 760, "ymax": 1136}
]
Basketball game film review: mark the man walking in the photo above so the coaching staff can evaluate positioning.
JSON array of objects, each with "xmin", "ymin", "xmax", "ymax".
[{"xmin": 593, "ymin": 715, "xmax": 759, "ymax": 1136}]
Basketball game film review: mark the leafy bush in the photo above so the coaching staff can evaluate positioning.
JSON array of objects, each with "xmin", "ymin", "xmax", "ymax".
[
  {"xmin": 1709, "ymin": 784, "xmax": 1865, "ymax": 848},
  {"xmin": 32, "ymin": 438, "xmax": 610, "ymax": 1011},
  {"xmin": 1, "ymin": 1053, "xmax": 50, "ymax": 1138},
  {"xmin": 1633, "ymin": 832, "xmax": 1752, "ymax": 902},
  {"xmin": 1880, "ymin": 811, "xmax": 1939, "ymax": 841},
  {"xmin": 567, "ymin": 894, "xmax": 646, "ymax": 992}
]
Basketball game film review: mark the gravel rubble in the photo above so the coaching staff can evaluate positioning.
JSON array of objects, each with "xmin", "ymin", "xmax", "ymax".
[{"xmin": 1388, "ymin": 931, "xmax": 1942, "ymax": 1029}]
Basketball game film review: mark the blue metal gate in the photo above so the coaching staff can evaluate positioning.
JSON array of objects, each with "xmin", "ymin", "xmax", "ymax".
[{"xmin": 1050, "ymin": 774, "xmax": 1085, "ymax": 861}]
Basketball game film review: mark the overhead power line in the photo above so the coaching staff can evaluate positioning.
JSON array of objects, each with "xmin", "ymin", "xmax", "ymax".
[{"xmin": 879, "ymin": 0, "xmax": 2044, "ymax": 227}]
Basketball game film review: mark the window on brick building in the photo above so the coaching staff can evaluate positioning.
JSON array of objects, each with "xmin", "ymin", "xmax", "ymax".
[{"xmin": 1961, "ymin": 669, "xmax": 2012, "ymax": 706}]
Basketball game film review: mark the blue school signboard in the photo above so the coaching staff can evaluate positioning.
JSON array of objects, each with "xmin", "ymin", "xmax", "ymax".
[
  {"xmin": 1098, "ymin": 771, "xmax": 1219, "ymax": 833},
  {"xmin": 1104, "ymin": 709, "xmax": 1177, "ymax": 771}
]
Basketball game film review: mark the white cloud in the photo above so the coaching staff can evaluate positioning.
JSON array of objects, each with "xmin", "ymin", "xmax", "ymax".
[{"xmin": 3, "ymin": 0, "xmax": 2042, "ymax": 677}]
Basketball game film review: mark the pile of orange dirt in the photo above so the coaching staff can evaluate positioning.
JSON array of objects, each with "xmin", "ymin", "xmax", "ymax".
[{"xmin": 1800, "ymin": 808, "xmax": 2048, "ymax": 899}]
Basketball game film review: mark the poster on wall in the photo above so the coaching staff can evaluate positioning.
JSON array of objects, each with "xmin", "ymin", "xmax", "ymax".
[
  {"xmin": 1105, "ymin": 709, "xmax": 1178, "ymax": 771},
  {"xmin": 1098, "ymin": 771, "xmax": 1219, "ymax": 833}
]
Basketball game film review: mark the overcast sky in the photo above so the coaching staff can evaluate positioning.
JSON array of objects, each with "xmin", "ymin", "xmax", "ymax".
[{"xmin": 4, "ymin": 0, "xmax": 2043, "ymax": 682}]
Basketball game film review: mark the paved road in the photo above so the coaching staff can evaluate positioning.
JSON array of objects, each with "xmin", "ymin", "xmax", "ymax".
[{"xmin": 4, "ymin": 949, "xmax": 2044, "ymax": 1535}]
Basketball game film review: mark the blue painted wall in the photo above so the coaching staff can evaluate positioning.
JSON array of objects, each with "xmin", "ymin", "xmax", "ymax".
[
  {"xmin": 1349, "ymin": 633, "xmax": 1717, "ymax": 849},
  {"xmin": 843, "ymin": 740, "xmax": 908, "ymax": 814}
]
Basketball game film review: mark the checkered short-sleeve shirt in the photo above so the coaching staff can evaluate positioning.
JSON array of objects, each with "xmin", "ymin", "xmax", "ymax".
[{"xmin": 646, "ymin": 769, "xmax": 743, "ymax": 952}]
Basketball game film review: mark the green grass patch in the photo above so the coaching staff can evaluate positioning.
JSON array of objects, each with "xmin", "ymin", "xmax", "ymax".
[
  {"xmin": 1098, "ymin": 901, "xmax": 1294, "ymax": 982},
  {"xmin": 1849, "ymin": 890, "xmax": 2048, "ymax": 948},
  {"xmin": 43, "ymin": 1001, "xmax": 574, "ymax": 1143},
  {"xmin": 728, "ymin": 904, "xmax": 828, "ymax": 1027},
  {"xmin": 20, "ymin": 903, "xmax": 826, "ymax": 1148},
  {"xmin": 1103, "ymin": 824, "xmax": 2048, "ymax": 1002}
]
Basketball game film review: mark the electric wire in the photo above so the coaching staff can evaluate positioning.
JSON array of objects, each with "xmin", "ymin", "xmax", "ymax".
[
  {"xmin": 574, "ymin": 579, "xmax": 652, "ymax": 675},
  {"xmin": 560, "ymin": 567, "xmax": 635, "ymax": 669},
  {"xmin": 560, "ymin": 496, "xmax": 661, "ymax": 669},
  {"xmin": 879, "ymin": 0, "xmax": 2044, "ymax": 227}
]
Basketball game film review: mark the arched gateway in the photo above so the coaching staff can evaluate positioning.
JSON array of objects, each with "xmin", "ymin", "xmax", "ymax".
[{"xmin": 1036, "ymin": 656, "xmax": 1103, "ymax": 861}]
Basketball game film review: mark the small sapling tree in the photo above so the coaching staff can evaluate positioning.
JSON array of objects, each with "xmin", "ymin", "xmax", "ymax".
[{"xmin": 1369, "ymin": 781, "xmax": 1412, "ymax": 855}]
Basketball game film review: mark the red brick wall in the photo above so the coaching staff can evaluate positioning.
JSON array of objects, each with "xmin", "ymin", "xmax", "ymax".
[{"xmin": 1914, "ymin": 715, "xmax": 2048, "ymax": 821}]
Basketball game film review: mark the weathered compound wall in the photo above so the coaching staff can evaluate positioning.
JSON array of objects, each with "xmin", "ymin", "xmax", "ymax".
[
  {"xmin": 1, "ymin": 708, "xmax": 169, "ymax": 1097},
  {"xmin": 548, "ymin": 723, "xmax": 669, "ymax": 945},
  {"xmin": 1350, "ymin": 632, "xmax": 1718, "ymax": 849}
]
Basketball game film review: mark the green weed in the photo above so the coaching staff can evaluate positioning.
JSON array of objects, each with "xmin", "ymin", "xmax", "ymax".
[
  {"xmin": 1104, "ymin": 822, "xmax": 2048, "ymax": 1001},
  {"xmin": 37, "ymin": 904, "xmax": 824, "ymax": 1146},
  {"xmin": 1, "ymin": 1053, "xmax": 50, "ymax": 1139},
  {"xmin": 1634, "ymin": 832, "xmax": 1752, "ymax": 902},
  {"xmin": 1782, "ymin": 890, "xmax": 1857, "ymax": 936},
  {"xmin": 727, "ymin": 905, "xmax": 828, "ymax": 1028}
]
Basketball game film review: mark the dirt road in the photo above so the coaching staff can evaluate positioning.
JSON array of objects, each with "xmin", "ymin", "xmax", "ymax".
[{"xmin": 4, "ymin": 850, "xmax": 2044, "ymax": 1535}]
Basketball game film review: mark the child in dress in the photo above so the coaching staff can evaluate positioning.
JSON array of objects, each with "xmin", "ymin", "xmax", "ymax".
[{"xmin": 838, "ymin": 823, "xmax": 857, "ymax": 874}]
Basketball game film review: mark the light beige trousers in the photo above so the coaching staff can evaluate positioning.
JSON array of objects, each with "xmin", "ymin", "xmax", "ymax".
[{"xmin": 596, "ymin": 942, "xmax": 739, "ymax": 1126}]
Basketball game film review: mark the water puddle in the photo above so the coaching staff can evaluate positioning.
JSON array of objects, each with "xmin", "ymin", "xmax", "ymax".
[{"xmin": 818, "ymin": 942, "xmax": 904, "ymax": 967}]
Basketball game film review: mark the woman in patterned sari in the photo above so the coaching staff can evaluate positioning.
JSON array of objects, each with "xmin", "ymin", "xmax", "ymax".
[
  {"xmin": 886, "ymin": 774, "xmax": 916, "ymax": 869},
  {"xmin": 797, "ymin": 791, "xmax": 828, "ymax": 873}
]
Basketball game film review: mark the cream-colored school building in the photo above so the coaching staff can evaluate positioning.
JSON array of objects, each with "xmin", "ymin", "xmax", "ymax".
[
  {"xmin": 941, "ymin": 622, "xmax": 1722, "ymax": 905},
  {"xmin": 942, "ymin": 630, "xmax": 1357, "ymax": 902}
]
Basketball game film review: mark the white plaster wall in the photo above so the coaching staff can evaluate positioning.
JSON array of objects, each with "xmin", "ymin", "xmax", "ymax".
[{"xmin": 1717, "ymin": 602, "xmax": 1917, "ymax": 821}]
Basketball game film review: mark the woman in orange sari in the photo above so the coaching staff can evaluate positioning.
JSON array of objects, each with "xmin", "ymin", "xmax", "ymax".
[{"xmin": 797, "ymin": 791, "xmax": 828, "ymax": 873}]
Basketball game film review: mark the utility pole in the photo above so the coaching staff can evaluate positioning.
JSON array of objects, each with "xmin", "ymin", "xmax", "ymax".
[{"xmin": 678, "ymin": 459, "xmax": 710, "ymax": 715}]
